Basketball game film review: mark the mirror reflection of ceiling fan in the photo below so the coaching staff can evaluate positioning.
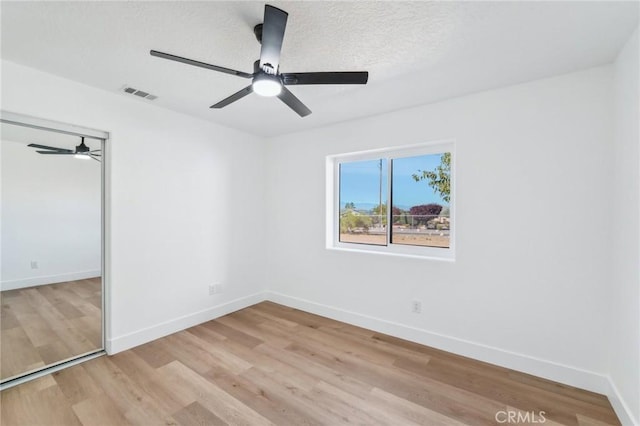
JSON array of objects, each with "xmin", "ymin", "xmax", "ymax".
[{"xmin": 27, "ymin": 137, "xmax": 101, "ymax": 162}]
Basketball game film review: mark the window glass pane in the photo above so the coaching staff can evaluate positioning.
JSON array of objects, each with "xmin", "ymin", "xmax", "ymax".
[
  {"xmin": 391, "ymin": 153, "xmax": 451, "ymax": 248},
  {"xmin": 339, "ymin": 159, "xmax": 388, "ymax": 246}
]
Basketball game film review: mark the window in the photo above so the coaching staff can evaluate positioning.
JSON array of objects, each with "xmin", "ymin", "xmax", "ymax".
[{"xmin": 328, "ymin": 141, "xmax": 454, "ymax": 259}]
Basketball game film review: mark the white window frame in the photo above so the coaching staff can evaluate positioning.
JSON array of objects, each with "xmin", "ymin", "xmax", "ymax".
[{"xmin": 326, "ymin": 140, "xmax": 455, "ymax": 261}]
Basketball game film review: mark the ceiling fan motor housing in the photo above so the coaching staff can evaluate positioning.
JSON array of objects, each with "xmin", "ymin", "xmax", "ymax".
[
  {"xmin": 76, "ymin": 138, "xmax": 90, "ymax": 153},
  {"xmin": 150, "ymin": 4, "xmax": 368, "ymax": 117}
]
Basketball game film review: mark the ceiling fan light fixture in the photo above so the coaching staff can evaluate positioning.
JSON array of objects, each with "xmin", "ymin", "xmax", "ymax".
[
  {"xmin": 151, "ymin": 4, "xmax": 368, "ymax": 117},
  {"xmin": 74, "ymin": 153, "xmax": 91, "ymax": 160},
  {"xmin": 252, "ymin": 74, "xmax": 282, "ymax": 97}
]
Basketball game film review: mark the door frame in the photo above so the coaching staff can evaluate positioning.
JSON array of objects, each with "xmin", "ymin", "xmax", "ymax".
[{"xmin": 0, "ymin": 110, "xmax": 109, "ymax": 390}]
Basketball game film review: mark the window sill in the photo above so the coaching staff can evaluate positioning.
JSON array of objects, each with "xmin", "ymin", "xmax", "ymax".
[{"xmin": 326, "ymin": 245, "xmax": 455, "ymax": 262}]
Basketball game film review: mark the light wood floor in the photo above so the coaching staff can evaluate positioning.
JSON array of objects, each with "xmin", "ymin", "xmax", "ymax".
[
  {"xmin": 1, "ymin": 278, "xmax": 102, "ymax": 380},
  {"xmin": 1, "ymin": 302, "xmax": 620, "ymax": 425}
]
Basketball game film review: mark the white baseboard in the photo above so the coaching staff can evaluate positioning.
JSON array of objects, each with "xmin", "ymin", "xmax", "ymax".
[
  {"xmin": 265, "ymin": 291, "xmax": 611, "ymax": 396},
  {"xmin": 106, "ymin": 291, "xmax": 267, "ymax": 354},
  {"xmin": 1, "ymin": 270, "xmax": 101, "ymax": 291},
  {"xmin": 607, "ymin": 377, "xmax": 639, "ymax": 426}
]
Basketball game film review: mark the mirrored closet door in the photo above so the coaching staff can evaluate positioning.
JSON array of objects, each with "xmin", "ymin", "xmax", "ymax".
[{"xmin": 0, "ymin": 113, "xmax": 105, "ymax": 385}]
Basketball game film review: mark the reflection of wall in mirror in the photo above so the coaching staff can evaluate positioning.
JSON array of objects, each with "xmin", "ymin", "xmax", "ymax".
[{"xmin": 1, "ymin": 139, "xmax": 101, "ymax": 290}]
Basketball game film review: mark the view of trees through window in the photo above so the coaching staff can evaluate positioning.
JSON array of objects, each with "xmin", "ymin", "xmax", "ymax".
[{"xmin": 339, "ymin": 152, "xmax": 451, "ymax": 249}]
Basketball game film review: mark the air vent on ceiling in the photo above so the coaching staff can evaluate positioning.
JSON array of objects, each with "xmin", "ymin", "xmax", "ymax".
[{"xmin": 122, "ymin": 86, "xmax": 157, "ymax": 100}]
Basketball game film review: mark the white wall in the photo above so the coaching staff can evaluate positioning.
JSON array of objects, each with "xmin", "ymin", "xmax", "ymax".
[
  {"xmin": 1, "ymin": 138, "xmax": 101, "ymax": 290},
  {"xmin": 1, "ymin": 60, "xmax": 266, "ymax": 353},
  {"xmin": 610, "ymin": 27, "xmax": 639, "ymax": 425},
  {"xmin": 265, "ymin": 66, "xmax": 614, "ymax": 393}
]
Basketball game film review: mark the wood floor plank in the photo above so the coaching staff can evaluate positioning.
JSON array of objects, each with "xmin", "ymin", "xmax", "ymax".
[
  {"xmin": 161, "ymin": 332, "xmax": 247, "ymax": 375},
  {"xmin": 71, "ymin": 394, "xmax": 130, "ymax": 426},
  {"xmin": 157, "ymin": 360, "xmax": 274, "ymax": 426},
  {"xmin": 108, "ymin": 350, "xmax": 188, "ymax": 414},
  {"xmin": 36, "ymin": 340, "xmax": 77, "ymax": 365},
  {"xmin": 190, "ymin": 321, "xmax": 228, "ymax": 341},
  {"xmin": 83, "ymin": 356, "xmax": 172, "ymax": 424},
  {"xmin": 3, "ymin": 293, "xmax": 36, "ymax": 318},
  {"xmin": 1, "ymin": 301, "xmax": 622, "ymax": 426},
  {"xmin": 201, "ymin": 318, "xmax": 265, "ymax": 348},
  {"xmin": 313, "ymin": 380, "xmax": 408, "ymax": 425},
  {"xmin": 253, "ymin": 302, "xmax": 333, "ymax": 329},
  {"xmin": 256, "ymin": 341, "xmax": 376, "ymax": 397},
  {"xmin": 182, "ymin": 330, "xmax": 253, "ymax": 374},
  {"xmin": 308, "ymin": 380, "xmax": 392, "ymax": 425},
  {"xmin": 15, "ymin": 312, "xmax": 59, "ymax": 347},
  {"xmin": 1, "ymin": 378, "xmax": 82, "ymax": 426},
  {"xmin": 53, "ymin": 364, "xmax": 103, "ymax": 405},
  {"xmin": 1, "ymin": 327, "xmax": 46, "ymax": 379},
  {"xmin": 33, "ymin": 385, "xmax": 84, "ymax": 425},
  {"xmin": 204, "ymin": 366, "xmax": 321, "ymax": 426},
  {"xmin": 239, "ymin": 366, "xmax": 344, "ymax": 424},
  {"xmin": 0, "ymin": 302, "xmax": 20, "ymax": 329},
  {"xmin": 0, "ymin": 278, "xmax": 102, "ymax": 381},
  {"xmin": 216, "ymin": 313, "xmax": 292, "ymax": 348},
  {"xmin": 369, "ymin": 387, "xmax": 469, "ymax": 426},
  {"xmin": 131, "ymin": 338, "xmax": 176, "ymax": 369},
  {"xmin": 172, "ymin": 401, "xmax": 226, "ymax": 426},
  {"xmin": 66, "ymin": 279, "xmax": 99, "ymax": 299},
  {"xmin": 245, "ymin": 305, "xmax": 299, "ymax": 328},
  {"xmin": 68, "ymin": 316, "xmax": 102, "ymax": 348},
  {"xmin": 47, "ymin": 285, "xmax": 101, "ymax": 318}
]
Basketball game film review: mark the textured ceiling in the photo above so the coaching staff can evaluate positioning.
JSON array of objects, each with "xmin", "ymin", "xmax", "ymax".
[{"xmin": 1, "ymin": 1, "xmax": 638, "ymax": 137}]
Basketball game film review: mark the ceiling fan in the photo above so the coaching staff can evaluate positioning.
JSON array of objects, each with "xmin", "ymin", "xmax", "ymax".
[
  {"xmin": 150, "ymin": 4, "xmax": 369, "ymax": 117},
  {"xmin": 28, "ymin": 137, "xmax": 101, "ymax": 162}
]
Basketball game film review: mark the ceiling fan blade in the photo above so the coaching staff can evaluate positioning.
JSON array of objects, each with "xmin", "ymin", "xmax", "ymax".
[
  {"xmin": 150, "ymin": 50, "xmax": 253, "ymax": 79},
  {"xmin": 277, "ymin": 87, "xmax": 311, "ymax": 117},
  {"xmin": 210, "ymin": 85, "xmax": 254, "ymax": 109},
  {"xmin": 282, "ymin": 71, "xmax": 369, "ymax": 85},
  {"xmin": 28, "ymin": 143, "xmax": 73, "ymax": 153},
  {"xmin": 35, "ymin": 151, "xmax": 74, "ymax": 155},
  {"xmin": 259, "ymin": 5, "xmax": 288, "ymax": 73}
]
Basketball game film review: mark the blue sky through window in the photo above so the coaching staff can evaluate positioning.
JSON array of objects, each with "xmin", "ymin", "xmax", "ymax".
[
  {"xmin": 392, "ymin": 154, "xmax": 447, "ymax": 208},
  {"xmin": 339, "ymin": 153, "xmax": 448, "ymax": 210},
  {"xmin": 339, "ymin": 159, "xmax": 387, "ymax": 211}
]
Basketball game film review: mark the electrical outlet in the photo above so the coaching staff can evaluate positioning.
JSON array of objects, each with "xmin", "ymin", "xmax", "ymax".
[
  {"xmin": 412, "ymin": 300, "xmax": 422, "ymax": 314},
  {"xmin": 209, "ymin": 284, "xmax": 224, "ymax": 295},
  {"xmin": 30, "ymin": 261, "xmax": 38, "ymax": 269}
]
